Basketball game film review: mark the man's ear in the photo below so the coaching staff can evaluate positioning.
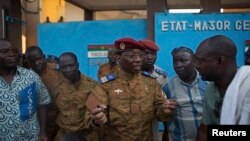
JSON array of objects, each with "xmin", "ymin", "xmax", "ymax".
[
  {"xmin": 218, "ymin": 56, "xmax": 226, "ymax": 64},
  {"xmin": 116, "ymin": 57, "xmax": 120, "ymax": 64},
  {"xmin": 116, "ymin": 54, "xmax": 121, "ymax": 63},
  {"xmin": 116, "ymin": 55, "xmax": 120, "ymax": 60}
]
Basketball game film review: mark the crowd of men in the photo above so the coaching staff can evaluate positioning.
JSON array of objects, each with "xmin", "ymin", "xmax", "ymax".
[{"xmin": 0, "ymin": 34, "xmax": 250, "ymax": 141}]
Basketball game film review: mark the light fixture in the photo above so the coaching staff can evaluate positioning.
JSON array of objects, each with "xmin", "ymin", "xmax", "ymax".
[{"xmin": 168, "ymin": 9, "xmax": 201, "ymax": 13}]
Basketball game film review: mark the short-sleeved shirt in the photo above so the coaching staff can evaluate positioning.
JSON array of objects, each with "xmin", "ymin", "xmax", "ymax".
[
  {"xmin": 88, "ymin": 69, "xmax": 171, "ymax": 141},
  {"xmin": 162, "ymin": 74, "xmax": 207, "ymax": 141},
  {"xmin": 201, "ymin": 82, "xmax": 221, "ymax": 125},
  {"xmin": 97, "ymin": 63, "xmax": 119, "ymax": 78},
  {"xmin": 0, "ymin": 67, "xmax": 51, "ymax": 141}
]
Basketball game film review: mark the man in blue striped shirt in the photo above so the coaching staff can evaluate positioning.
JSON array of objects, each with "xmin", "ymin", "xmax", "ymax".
[{"xmin": 162, "ymin": 47, "xmax": 207, "ymax": 141}]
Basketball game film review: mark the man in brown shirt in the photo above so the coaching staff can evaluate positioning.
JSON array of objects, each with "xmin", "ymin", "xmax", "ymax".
[
  {"xmin": 25, "ymin": 46, "xmax": 62, "ymax": 141},
  {"xmin": 139, "ymin": 39, "xmax": 169, "ymax": 141},
  {"xmin": 87, "ymin": 37, "xmax": 177, "ymax": 141},
  {"xmin": 97, "ymin": 48, "xmax": 119, "ymax": 78},
  {"xmin": 53, "ymin": 52, "xmax": 98, "ymax": 141}
]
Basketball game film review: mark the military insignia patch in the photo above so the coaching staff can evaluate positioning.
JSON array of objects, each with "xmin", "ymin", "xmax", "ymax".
[
  {"xmin": 155, "ymin": 69, "xmax": 167, "ymax": 78},
  {"xmin": 141, "ymin": 71, "xmax": 157, "ymax": 79},
  {"xmin": 120, "ymin": 43, "xmax": 126, "ymax": 50},
  {"xmin": 98, "ymin": 73, "xmax": 116, "ymax": 84},
  {"xmin": 114, "ymin": 89, "xmax": 123, "ymax": 95}
]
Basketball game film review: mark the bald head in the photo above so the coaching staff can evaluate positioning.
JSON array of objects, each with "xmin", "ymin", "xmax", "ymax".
[
  {"xmin": 194, "ymin": 35, "xmax": 238, "ymax": 82},
  {"xmin": 25, "ymin": 46, "xmax": 44, "ymax": 58},
  {"xmin": 59, "ymin": 52, "xmax": 78, "ymax": 63},
  {"xmin": 197, "ymin": 35, "xmax": 237, "ymax": 61}
]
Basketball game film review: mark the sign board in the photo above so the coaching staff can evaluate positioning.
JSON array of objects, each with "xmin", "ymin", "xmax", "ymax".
[
  {"xmin": 87, "ymin": 44, "xmax": 114, "ymax": 66},
  {"xmin": 88, "ymin": 45, "xmax": 114, "ymax": 58},
  {"xmin": 88, "ymin": 51, "xmax": 108, "ymax": 58},
  {"xmin": 155, "ymin": 13, "xmax": 250, "ymax": 78}
]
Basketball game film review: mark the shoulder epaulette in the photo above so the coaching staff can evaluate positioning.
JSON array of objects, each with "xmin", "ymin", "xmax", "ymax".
[
  {"xmin": 155, "ymin": 69, "xmax": 167, "ymax": 78},
  {"xmin": 141, "ymin": 71, "xmax": 157, "ymax": 79},
  {"xmin": 98, "ymin": 73, "xmax": 116, "ymax": 84}
]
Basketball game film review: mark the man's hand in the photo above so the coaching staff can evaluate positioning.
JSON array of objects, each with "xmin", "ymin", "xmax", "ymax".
[
  {"xmin": 91, "ymin": 104, "xmax": 107, "ymax": 126},
  {"xmin": 162, "ymin": 99, "xmax": 177, "ymax": 114},
  {"xmin": 39, "ymin": 130, "xmax": 48, "ymax": 141}
]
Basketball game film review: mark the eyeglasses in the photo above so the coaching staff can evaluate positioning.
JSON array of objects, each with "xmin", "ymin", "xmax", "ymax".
[
  {"xmin": 171, "ymin": 47, "xmax": 193, "ymax": 56},
  {"xmin": 122, "ymin": 52, "xmax": 145, "ymax": 60},
  {"xmin": 214, "ymin": 98, "xmax": 223, "ymax": 118}
]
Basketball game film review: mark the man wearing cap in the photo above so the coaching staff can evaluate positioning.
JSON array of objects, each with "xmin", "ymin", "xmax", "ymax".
[
  {"xmin": 86, "ymin": 37, "xmax": 177, "ymax": 141},
  {"xmin": 139, "ymin": 39, "xmax": 168, "ymax": 141},
  {"xmin": 139, "ymin": 39, "xmax": 167, "ymax": 87},
  {"xmin": 97, "ymin": 48, "xmax": 119, "ymax": 78}
]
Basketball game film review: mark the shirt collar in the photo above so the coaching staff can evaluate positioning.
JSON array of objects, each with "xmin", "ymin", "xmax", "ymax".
[
  {"xmin": 0, "ymin": 66, "xmax": 19, "ymax": 76},
  {"xmin": 178, "ymin": 71, "xmax": 200, "ymax": 87},
  {"xmin": 118, "ymin": 69, "xmax": 140, "ymax": 81}
]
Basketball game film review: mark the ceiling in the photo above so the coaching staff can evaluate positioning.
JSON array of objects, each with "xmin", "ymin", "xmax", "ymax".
[{"xmin": 66, "ymin": 0, "xmax": 250, "ymax": 11}]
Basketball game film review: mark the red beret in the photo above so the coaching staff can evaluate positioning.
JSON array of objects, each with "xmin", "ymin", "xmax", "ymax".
[
  {"xmin": 139, "ymin": 39, "xmax": 159, "ymax": 52},
  {"xmin": 114, "ymin": 37, "xmax": 145, "ymax": 51}
]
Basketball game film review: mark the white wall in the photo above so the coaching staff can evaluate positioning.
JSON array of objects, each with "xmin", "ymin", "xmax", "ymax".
[{"xmin": 65, "ymin": 2, "xmax": 84, "ymax": 21}]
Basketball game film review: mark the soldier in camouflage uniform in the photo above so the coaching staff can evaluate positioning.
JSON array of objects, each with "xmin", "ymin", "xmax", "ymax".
[
  {"xmin": 53, "ymin": 52, "xmax": 98, "ymax": 141},
  {"xmin": 140, "ymin": 39, "xmax": 167, "ymax": 87},
  {"xmin": 139, "ymin": 40, "xmax": 168, "ymax": 141},
  {"xmin": 97, "ymin": 48, "xmax": 119, "ymax": 78},
  {"xmin": 25, "ymin": 46, "xmax": 62, "ymax": 141},
  {"xmin": 87, "ymin": 38, "xmax": 177, "ymax": 141}
]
